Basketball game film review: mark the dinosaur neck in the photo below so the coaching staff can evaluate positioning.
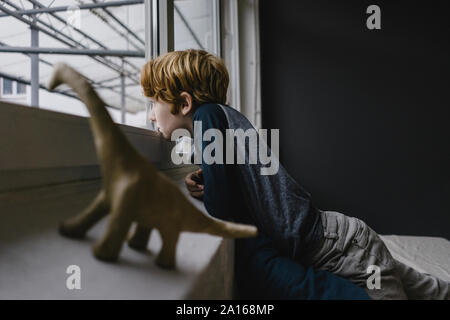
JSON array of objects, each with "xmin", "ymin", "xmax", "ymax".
[{"xmin": 76, "ymin": 85, "xmax": 140, "ymax": 170}]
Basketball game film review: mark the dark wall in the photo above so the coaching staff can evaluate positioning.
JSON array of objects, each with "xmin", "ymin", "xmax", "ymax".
[{"xmin": 260, "ymin": 0, "xmax": 450, "ymax": 239}]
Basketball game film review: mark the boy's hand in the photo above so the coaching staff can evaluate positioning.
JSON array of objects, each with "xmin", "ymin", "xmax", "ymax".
[{"xmin": 185, "ymin": 168, "xmax": 204, "ymax": 200}]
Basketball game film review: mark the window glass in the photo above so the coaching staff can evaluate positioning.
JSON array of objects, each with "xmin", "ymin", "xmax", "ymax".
[
  {"xmin": 174, "ymin": 0, "xmax": 219, "ymax": 55},
  {"xmin": 0, "ymin": 1, "xmax": 147, "ymax": 128},
  {"xmin": 2, "ymin": 78, "xmax": 13, "ymax": 95},
  {"xmin": 16, "ymin": 82, "xmax": 26, "ymax": 95}
]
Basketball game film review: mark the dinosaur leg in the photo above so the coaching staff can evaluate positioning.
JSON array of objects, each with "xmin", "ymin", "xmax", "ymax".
[
  {"xmin": 92, "ymin": 197, "xmax": 134, "ymax": 262},
  {"xmin": 155, "ymin": 228, "xmax": 180, "ymax": 269},
  {"xmin": 59, "ymin": 189, "xmax": 109, "ymax": 239},
  {"xmin": 128, "ymin": 224, "xmax": 152, "ymax": 251}
]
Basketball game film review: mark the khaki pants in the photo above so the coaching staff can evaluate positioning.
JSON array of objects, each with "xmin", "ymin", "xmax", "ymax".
[{"xmin": 303, "ymin": 210, "xmax": 450, "ymax": 300}]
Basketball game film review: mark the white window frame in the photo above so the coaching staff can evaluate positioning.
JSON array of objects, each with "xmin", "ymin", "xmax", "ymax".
[
  {"xmin": 221, "ymin": 0, "xmax": 261, "ymax": 129},
  {"xmin": 237, "ymin": 0, "xmax": 261, "ymax": 129},
  {"xmin": 221, "ymin": 0, "xmax": 241, "ymax": 112}
]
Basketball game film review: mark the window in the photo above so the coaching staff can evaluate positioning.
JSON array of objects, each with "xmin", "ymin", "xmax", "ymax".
[
  {"xmin": 2, "ymin": 78, "xmax": 13, "ymax": 95},
  {"xmin": 0, "ymin": 1, "xmax": 147, "ymax": 128},
  {"xmin": 174, "ymin": 0, "xmax": 221, "ymax": 55},
  {"xmin": 0, "ymin": 1, "xmax": 256, "ymax": 130},
  {"xmin": 16, "ymin": 82, "xmax": 26, "ymax": 95}
]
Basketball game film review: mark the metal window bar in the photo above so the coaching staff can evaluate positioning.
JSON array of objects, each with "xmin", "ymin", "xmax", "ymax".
[
  {"xmin": 0, "ymin": 0, "xmax": 144, "ymax": 17},
  {"xmin": 0, "ymin": 46, "xmax": 144, "ymax": 57}
]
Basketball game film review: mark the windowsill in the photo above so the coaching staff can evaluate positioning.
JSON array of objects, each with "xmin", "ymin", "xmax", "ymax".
[
  {"xmin": 0, "ymin": 100, "xmax": 235, "ymax": 299},
  {"xmin": 0, "ymin": 170, "xmax": 235, "ymax": 299}
]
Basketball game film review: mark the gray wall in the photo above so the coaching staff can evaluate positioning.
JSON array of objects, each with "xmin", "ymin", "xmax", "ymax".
[{"xmin": 260, "ymin": 0, "xmax": 450, "ymax": 239}]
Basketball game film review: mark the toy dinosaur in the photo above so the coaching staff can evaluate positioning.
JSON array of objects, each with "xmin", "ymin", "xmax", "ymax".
[{"xmin": 47, "ymin": 63, "xmax": 258, "ymax": 269}]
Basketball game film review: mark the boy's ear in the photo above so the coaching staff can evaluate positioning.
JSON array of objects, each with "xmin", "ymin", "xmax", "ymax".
[{"xmin": 179, "ymin": 91, "xmax": 193, "ymax": 116}]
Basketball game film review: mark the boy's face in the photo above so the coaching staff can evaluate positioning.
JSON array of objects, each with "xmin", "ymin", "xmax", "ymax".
[{"xmin": 148, "ymin": 95, "xmax": 193, "ymax": 140}]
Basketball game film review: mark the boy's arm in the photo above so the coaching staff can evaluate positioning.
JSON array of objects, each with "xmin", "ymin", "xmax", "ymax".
[{"xmin": 192, "ymin": 104, "xmax": 244, "ymax": 222}]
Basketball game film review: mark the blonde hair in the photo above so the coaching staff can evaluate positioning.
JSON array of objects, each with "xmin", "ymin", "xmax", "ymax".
[{"xmin": 140, "ymin": 49, "xmax": 229, "ymax": 114}]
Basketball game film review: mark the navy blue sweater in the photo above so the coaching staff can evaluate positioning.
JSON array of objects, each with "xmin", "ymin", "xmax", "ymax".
[{"xmin": 192, "ymin": 103, "xmax": 370, "ymax": 300}]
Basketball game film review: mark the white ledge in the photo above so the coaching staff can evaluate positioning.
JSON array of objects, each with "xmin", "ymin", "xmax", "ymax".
[
  {"xmin": 0, "ymin": 100, "xmax": 178, "ymax": 192},
  {"xmin": 0, "ymin": 171, "xmax": 235, "ymax": 299}
]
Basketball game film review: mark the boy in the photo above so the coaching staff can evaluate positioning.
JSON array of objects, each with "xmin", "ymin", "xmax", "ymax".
[{"xmin": 140, "ymin": 49, "xmax": 449, "ymax": 299}]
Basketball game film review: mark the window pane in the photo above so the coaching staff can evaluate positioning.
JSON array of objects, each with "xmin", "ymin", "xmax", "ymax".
[
  {"xmin": 174, "ymin": 0, "xmax": 219, "ymax": 54},
  {"xmin": 17, "ymin": 82, "xmax": 26, "ymax": 95},
  {"xmin": 2, "ymin": 78, "xmax": 13, "ymax": 95},
  {"xmin": 0, "ymin": 1, "xmax": 147, "ymax": 128}
]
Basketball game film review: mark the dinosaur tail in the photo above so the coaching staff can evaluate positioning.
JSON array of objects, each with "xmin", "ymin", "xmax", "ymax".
[
  {"xmin": 205, "ymin": 218, "xmax": 258, "ymax": 238},
  {"xmin": 189, "ymin": 209, "xmax": 258, "ymax": 238},
  {"xmin": 182, "ymin": 195, "xmax": 258, "ymax": 238}
]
